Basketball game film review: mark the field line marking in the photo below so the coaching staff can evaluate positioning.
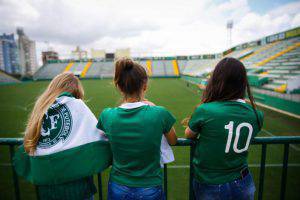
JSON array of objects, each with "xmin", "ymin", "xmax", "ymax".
[
  {"xmin": 167, "ymin": 163, "xmax": 300, "ymax": 169},
  {"xmin": 261, "ymin": 129, "xmax": 300, "ymax": 151}
]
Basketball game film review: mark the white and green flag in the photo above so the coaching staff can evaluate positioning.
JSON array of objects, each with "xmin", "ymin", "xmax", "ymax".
[{"xmin": 14, "ymin": 94, "xmax": 112, "ymax": 185}]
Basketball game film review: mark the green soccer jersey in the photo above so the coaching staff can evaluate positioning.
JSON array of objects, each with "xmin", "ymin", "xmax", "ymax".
[
  {"xmin": 188, "ymin": 100, "xmax": 263, "ymax": 184},
  {"xmin": 97, "ymin": 102, "xmax": 176, "ymax": 187}
]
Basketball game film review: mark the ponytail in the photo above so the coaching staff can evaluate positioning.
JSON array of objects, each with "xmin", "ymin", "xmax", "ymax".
[
  {"xmin": 114, "ymin": 58, "xmax": 148, "ymax": 100},
  {"xmin": 246, "ymin": 82, "xmax": 262, "ymax": 129}
]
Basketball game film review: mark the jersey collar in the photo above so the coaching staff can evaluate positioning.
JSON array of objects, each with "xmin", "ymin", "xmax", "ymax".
[
  {"xmin": 119, "ymin": 102, "xmax": 148, "ymax": 109},
  {"xmin": 58, "ymin": 92, "xmax": 74, "ymax": 98}
]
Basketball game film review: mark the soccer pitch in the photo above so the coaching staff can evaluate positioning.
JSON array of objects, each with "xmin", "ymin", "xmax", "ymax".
[{"xmin": 0, "ymin": 78, "xmax": 299, "ymax": 200}]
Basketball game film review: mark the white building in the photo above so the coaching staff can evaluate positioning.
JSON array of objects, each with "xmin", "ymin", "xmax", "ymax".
[
  {"xmin": 0, "ymin": 43, "xmax": 4, "ymax": 71},
  {"xmin": 71, "ymin": 46, "xmax": 88, "ymax": 60},
  {"xmin": 17, "ymin": 28, "xmax": 38, "ymax": 76},
  {"xmin": 91, "ymin": 48, "xmax": 105, "ymax": 59},
  {"xmin": 115, "ymin": 48, "xmax": 131, "ymax": 58}
]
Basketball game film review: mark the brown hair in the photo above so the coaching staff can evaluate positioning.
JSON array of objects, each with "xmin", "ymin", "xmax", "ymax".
[
  {"xmin": 183, "ymin": 57, "xmax": 261, "ymax": 128},
  {"xmin": 114, "ymin": 58, "xmax": 148, "ymax": 100},
  {"xmin": 24, "ymin": 72, "xmax": 84, "ymax": 154}
]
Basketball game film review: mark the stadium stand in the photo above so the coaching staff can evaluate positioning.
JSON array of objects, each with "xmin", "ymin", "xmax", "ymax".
[
  {"xmin": 146, "ymin": 60, "xmax": 153, "ymax": 76},
  {"xmin": 244, "ymin": 38, "xmax": 300, "ymax": 93},
  {"xmin": 32, "ymin": 27, "xmax": 299, "ymax": 97},
  {"xmin": 150, "ymin": 60, "xmax": 178, "ymax": 77},
  {"xmin": 81, "ymin": 61, "xmax": 93, "ymax": 77},
  {"xmin": 0, "ymin": 70, "xmax": 19, "ymax": 83},
  {"xmin": 224, "ymin": 46, "xmax": 257, "ymax": 59},
  {"xmin": 33, "ymin": 63, "xmax": 67, "ymax": 80},
  {"xmin": 98, "ymin": 61, "xmax": 114, "ymax": 78},
  {"xmin": 34, "ymin": 58, "xmax": 179, "ymax": 80},
  {"xmin": 242, "ymin": 37, "xmax": 300, "ymax": 68},
  {"xmin": 67, "ymin": 62, "xmax": 86, "ymax": 76},
  {"xmin": 136, "ymin": 60, "xmax": 148, "ymax": 72},
  {"xmin": 171, "ymin": 60, "xmax": 180, "ymax": 76},
  {"xmin": 179, "ymin": 27, "xmax": 300, "ymax": 116},
  {"xmin": 84, "ymin": 61, "xmax": 102, "ymax": 78},
  {"xmin": 177, "ymin": 60, "xmax": 188, "ymax": 72},
  {"xmin": 152, "ymin": 60, "xmax": 166, "ymax": 76},
  {"xmin": 84, "ymin": 61, "xmax": 115, "ymax": 78},
  {"xmin": 181, "ymin": 59, "xmax": 218, "ymax": 77}
]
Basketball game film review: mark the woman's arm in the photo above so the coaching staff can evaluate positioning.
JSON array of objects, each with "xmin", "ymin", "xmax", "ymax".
[
  {"xmin": 165, "ymin": 127, "xmax": 177, "ymax": 145},
  {"xmin": 185, "ymin": 127, "xmax": 197, "ymax": 139}
]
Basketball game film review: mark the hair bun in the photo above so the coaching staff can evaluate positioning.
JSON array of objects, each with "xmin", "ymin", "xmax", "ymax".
[{"xmin": 124, "ymin": 59, "xmax": 134, "ymax": 71}]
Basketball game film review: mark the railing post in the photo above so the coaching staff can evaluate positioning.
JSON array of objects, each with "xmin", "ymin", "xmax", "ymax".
[
  {"xmin": 280, "ymin": 144, "xmax": 289, "ymax": 200},
  {"xmin": 35, "ymin": 186, "xmax": 40, "ymax": 200},
  {"xmin": 189, "ymin": 144, "xmax": 195, "ymax": 200},
  {"xmin": 97, "ymin": 173, "xmax": 103, "ymax": 200},
  {"xmin": 164, "ymin": 164, "xmax": 168, "ymax": 200},
  {"xmin": 9, "ymin": 145, "xmax": 20, "ymax": 200},
  {"xmin": 258, "ymin": 144, "xmax": 267, "ymax": 200}
]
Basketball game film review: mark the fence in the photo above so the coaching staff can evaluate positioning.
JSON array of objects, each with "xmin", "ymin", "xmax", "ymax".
[{"xmin": 1, "ymin": 136, "xmax": 300, "ymax": 200}]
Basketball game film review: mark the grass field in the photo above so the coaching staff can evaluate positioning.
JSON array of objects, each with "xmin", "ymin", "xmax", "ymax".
[{"xmin": 0, "ymin": 78, "xmax": 300, "ymax": 200}]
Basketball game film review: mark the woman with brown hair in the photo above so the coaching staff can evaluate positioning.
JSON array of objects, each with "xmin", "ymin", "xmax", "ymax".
[
  {"xmin": 185, "ymin": 57, "xmax": 263, "ymax": 200},
  {"xmin": 97, "ymin": 58, "xmax": 177, "ymax": 200}
]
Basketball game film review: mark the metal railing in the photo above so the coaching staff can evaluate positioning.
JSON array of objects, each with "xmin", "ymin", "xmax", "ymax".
[{"xmin": 1, "ymin": 136, "xmax": 300, "ymax": 200}]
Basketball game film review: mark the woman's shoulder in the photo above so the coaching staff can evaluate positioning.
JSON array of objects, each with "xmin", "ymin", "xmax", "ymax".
[
  {"xmin": 99, "ymin": 107, "xmax": 115, "ymax": 115},
  {"xmin": 147, "ymin": 105, "xmax": 170, "ymax": 113},
  {"xmin": 194, "ymin": 102, "xmax": 215, "ymax": 112}
]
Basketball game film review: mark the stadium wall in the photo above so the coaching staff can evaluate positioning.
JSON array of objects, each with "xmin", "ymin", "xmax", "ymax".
[{"xmin": 254, "ymin": 92, "xmax": 300, "ymax": 116}]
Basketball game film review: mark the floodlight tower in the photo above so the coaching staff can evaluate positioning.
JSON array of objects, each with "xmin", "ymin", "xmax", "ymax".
[
  {"xmin": 44, "ymin": 41, "xmax": 53, "ymax": 51},
  {"xmin": 227, "ymin": 20, "xmax": 233, "ymax": 47}
]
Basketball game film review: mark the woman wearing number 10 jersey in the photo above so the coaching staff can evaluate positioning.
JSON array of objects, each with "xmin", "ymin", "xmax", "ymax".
[{"xmin": 185, "ymin": 57, "xmax": 264, "ymax": 200}]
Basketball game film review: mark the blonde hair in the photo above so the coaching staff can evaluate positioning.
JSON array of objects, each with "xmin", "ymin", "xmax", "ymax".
[{"xmin": 24, "ymin": 72, "xmax": 84, "ymax": 154}]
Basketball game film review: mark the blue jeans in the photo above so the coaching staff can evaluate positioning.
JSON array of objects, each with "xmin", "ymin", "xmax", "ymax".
[
  {"xmin": 84, "ymin": 196, "xmax": 94, "ymax": 200},
  {"xmin": 193, "ymin": 173, "xmax": 255, "ymax": 200},
  {"xmin": 108, "ymin": 181, "xmax": 165, "ymax": 200}
]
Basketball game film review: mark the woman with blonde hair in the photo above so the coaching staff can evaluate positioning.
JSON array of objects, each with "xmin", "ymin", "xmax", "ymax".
[{"xmin": 14, "ymin": 72, "xmax": 112, "ymax": 200}]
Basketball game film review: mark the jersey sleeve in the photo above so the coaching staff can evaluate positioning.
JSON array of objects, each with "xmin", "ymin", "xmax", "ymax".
[
  {"xmin": 188, "ymin": 106, "xmax": 206, "ymax": 134},
  {"xmin": 96, "ymin": 108, "xmax": 110, "ymax": 133},
  {"xmin": 159, "ymin": 107, "xmax": 176, "ymax": 134}
]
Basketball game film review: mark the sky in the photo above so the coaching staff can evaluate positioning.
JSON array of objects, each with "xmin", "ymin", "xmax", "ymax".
[{"xmin": 0, "ymin": 0, "xmax": 299, "ymax": 63}]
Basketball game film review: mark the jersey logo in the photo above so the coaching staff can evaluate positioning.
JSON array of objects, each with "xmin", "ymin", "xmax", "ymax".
[{"xmin": 38, "ymin": 102, "xmax": 72, "ymax": 149}]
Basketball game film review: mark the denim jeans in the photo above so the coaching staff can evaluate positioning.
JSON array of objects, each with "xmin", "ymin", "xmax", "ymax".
[
  {"xmin": 108, "ymin": 181, "xmax": 165, "ymax": 200},
  {"xmin": 193, "ymin": 173, "xmax": 255, "ymax": 200},
  {"xmin": 84, "ymin": 196, "xmax": 94, "ymax": 200}
]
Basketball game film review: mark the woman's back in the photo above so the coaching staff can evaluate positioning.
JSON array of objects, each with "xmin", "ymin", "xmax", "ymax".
[
  {"xmin": 185, "ymin": 57, "xmax": 264, "ymax": 200},
  {"xmin": 189, "ymin": 100, "xmax": 263, "ymax": 184},
  {"xmin": 98, "ymin": 103, "xmax": 175, "ymax": 187}
]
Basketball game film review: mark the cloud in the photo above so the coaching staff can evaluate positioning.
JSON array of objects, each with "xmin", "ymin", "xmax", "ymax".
[
  {"xmin": 234, "ymin": 2, "xmax": 300, "ymax": 44},
  {"xmin": 0, "ymin": 0, "xmax": 159, "ymax": 45},
  {"xmin": 0, "ymin": 0, "xmax": 299, "ymax": 64}
]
